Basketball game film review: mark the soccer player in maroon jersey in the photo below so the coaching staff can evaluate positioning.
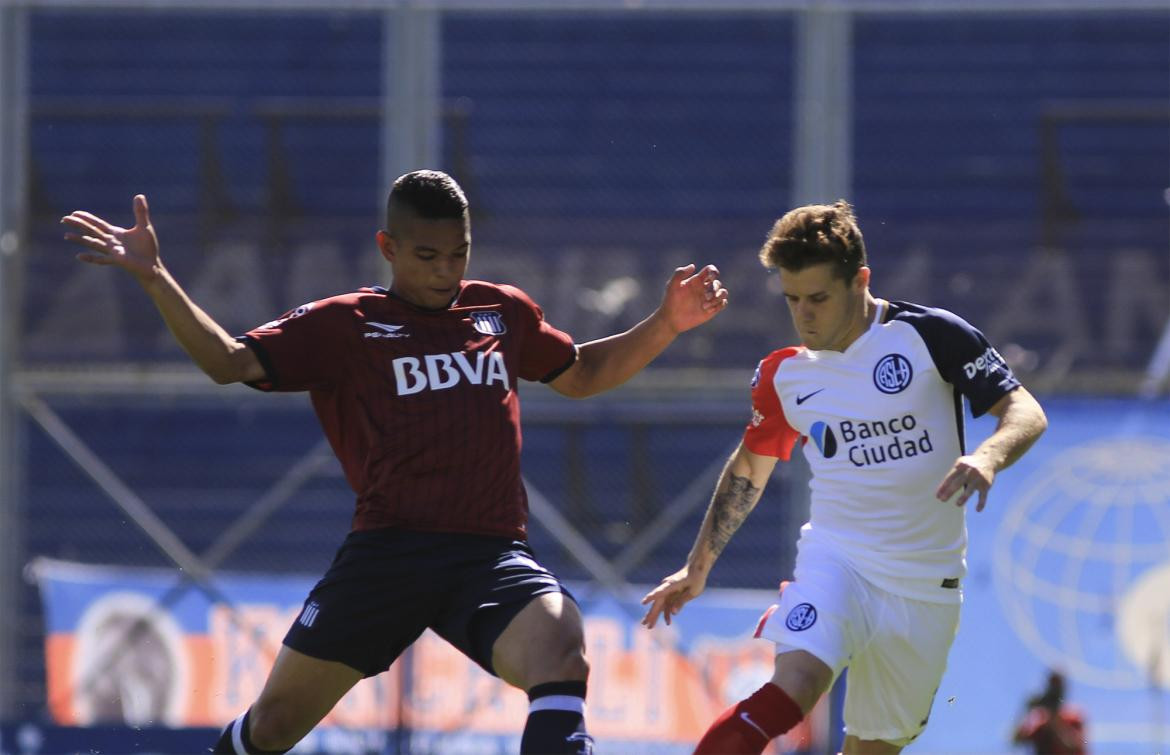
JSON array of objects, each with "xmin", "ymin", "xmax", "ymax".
[{"xmin": 61, "ymin": 170, "xmax": 728, "ymax": 754}]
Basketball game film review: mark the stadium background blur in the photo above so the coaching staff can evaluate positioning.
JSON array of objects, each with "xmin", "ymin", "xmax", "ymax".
[{"xmin": 0, "ymin": 0, "xmax": 1167, "ymax": 752}]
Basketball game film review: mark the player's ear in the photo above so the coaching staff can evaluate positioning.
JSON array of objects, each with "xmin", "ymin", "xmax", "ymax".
[
  {"xmin": 853, "ymin": 266, "xmax": 871, "ymax": 291},
  {"xmin": 376, "ymin": 230, "xmax": 396, "ymax": 263}
]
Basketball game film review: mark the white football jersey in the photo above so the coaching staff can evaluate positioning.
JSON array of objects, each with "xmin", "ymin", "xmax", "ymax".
[{"xmin": 743, "ymin": 299, "xmax": 1020, "ymax": 602}]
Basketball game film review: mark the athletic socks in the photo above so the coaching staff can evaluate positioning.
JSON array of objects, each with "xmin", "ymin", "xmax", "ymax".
[
  {"xmin": 214, "ymin": 683, "xmax": 593, "ymax": 754},
  {"xmin": 211, "ymin": 682, "xmax": 794, "ymax": 755},
  {"xmin": 209, "ymin": 709, "xmax": 289, "ymax": 754},
  {"xmin": 520, "ymin": 680, "xmax": 594, "ymax": 754},
  {"xmin": 693, "ymin": 682, "xmax": 804, "ymax": 755}
]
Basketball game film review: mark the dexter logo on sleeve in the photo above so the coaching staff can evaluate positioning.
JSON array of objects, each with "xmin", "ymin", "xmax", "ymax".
[{"xmin": 962, "ymin": 347, "xmax": 1007, "ymax": 379}]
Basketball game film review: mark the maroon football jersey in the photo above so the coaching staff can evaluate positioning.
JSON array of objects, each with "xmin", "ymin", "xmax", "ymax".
[{"xmin": 241, "ymin": 280, "xmax": 577, "ymax": 539}]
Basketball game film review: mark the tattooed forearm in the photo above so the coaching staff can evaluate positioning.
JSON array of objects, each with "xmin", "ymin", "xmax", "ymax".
[{"xmin": 706, "ymin": 473, "xmax": 762, "ymax": 557}]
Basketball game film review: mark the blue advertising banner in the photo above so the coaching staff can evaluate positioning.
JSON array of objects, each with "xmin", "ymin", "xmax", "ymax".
[
  {"xmin": 915, "ymin": 398, "xmax": 1170, "ymax": 753},
  {"xmin": 29, "ymin": 562, "xmax": 831, "ymax": 753}
]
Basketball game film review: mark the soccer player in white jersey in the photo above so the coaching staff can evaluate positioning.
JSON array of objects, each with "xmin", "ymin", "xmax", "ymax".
[{"xmin": 642, "ymin": 201, "xmax": 1048, "ymax": 754}]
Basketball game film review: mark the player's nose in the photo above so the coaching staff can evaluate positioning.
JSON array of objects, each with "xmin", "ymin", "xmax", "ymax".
[{"xmin": 435, "ymin": 258, "xmax": 459, "ymax": 278}]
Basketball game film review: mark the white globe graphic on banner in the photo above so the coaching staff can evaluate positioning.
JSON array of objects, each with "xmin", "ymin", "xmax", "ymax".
[{"xmin": 993, "ymin": 437, "xmax": 1170, "ymax": 689}]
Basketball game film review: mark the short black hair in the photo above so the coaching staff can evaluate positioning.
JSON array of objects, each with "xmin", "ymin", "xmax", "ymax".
[
  {"xmin": 385, "ymin": 170, "xmax": 469, "ymax": 234},
  {"xmin": 759, "ymin": 199, "xmax": 866, "ymax": 282}
]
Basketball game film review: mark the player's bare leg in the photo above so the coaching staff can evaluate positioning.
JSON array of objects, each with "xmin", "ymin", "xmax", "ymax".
[
  {"xmin": 694, "ymin": 649, "xmax": 833, "ymax": 754},
  {"xmin": 842, "ymin": 734, "xmax": 904, "ymax": 754},
  {"xmin": 492, "ymin": 591, "xmax": 588, "ymax": 686},
  {"xmin": 492, "ymin": 592, "xmax": 592, "ymax": 753},
  {"xmin": 212, "ymin": 645, "xmax": 363, "ymax": 753},
  {"xmin": 770, "ymin": 649, "xmax": 834, "ymax": 712}
]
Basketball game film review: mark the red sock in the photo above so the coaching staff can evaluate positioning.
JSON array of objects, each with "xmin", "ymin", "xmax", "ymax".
[{"xmin": 694, "ymin": 683, "xmax": 803, "ymax": 755}]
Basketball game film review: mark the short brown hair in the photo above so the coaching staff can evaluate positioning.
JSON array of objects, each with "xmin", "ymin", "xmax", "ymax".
[{"xmin": 759, "ymin": 200, "xmax": 866, "ymax": 282}]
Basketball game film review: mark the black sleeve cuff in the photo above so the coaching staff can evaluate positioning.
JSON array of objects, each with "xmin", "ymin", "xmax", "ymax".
[
  {"xmin": 540, "ymin": 344, "xmax": 580, "ymax": 384},
  {"xmin": 969, "ymin": 381, "xmax": 1022, "ymax": 418},
  {"xmin": 237, "ymin": 335, "xmax": 279, "ymax": 391}
]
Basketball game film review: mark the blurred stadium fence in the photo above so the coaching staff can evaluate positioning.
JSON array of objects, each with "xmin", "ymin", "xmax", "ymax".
[{"xmin": 1, "ymin": 0, "xmax": 1167, "ymax": 752}]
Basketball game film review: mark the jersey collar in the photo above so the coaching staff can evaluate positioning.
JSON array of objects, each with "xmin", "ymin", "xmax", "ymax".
[
  {"xmin": 377, "ymin": 281, "xmax": 467, "ymax": 312},
  {"xmin": 842, "ymin": 298, "xmax": 887, "ymax": 355}
]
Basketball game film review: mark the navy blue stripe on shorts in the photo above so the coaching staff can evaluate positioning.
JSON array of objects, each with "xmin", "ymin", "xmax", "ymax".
[{"xmin": 283, "ymin": 527, "xmax": 573, "ymax": 677}]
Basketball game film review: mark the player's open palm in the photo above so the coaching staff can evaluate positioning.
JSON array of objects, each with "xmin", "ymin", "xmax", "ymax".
[
  {"xmin": 660, "ymin": 263, "xmax": 729, "ymax": 334},
  {"xmin": 62, "ymin": 194, "xmax": 161, "ymax": 283},
  {"xmin": 641, "ymin": 566, "xmax": 707, "ymax": 629}
]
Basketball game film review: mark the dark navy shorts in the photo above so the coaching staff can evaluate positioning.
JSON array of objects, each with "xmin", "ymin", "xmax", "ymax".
[{"xmin": 283, "ymin": 528, "xmax": 573, "ymax": 678}]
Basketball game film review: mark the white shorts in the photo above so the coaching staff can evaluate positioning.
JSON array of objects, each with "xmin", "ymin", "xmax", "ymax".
[{"xmin": 755, "ymin": 547, "xmax": 961, "ymax": 745}]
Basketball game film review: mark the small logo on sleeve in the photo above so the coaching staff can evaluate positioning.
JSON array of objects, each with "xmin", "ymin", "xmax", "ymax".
[
  {"xmin": 260, "ymin": 302, "xmax": 314, "ymax": 329},
  {"xmin": 873, "ymin": 353, "xmax": 913, "ymax": 394},
  {"xmin": 470, "ymin": 311, "xmax": 507, "ymax": 335},
  {"xmin": 962, "ymin": 347, "xmax": 1007, "ymax": 379}
]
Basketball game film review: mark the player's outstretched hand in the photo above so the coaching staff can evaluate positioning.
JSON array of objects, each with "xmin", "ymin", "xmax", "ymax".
[
  {"xmin": 936, "ymin": 454, "xmax": 996, "ymax": 512},
  {"xmin": 659, "ymin": 263, "xmax": 729, "ymax": 334},
  {"xmin": 62, "ymin": 194, "xmax": 161, "ymax": 283},
  {"xmin": 641, "ymin": 565, "xmax": 707, "ymax": 629}
]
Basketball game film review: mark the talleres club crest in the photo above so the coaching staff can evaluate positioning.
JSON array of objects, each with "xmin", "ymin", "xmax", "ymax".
[{"xmin": 471, "ymin": 311, "xmax": 507, "ymax": 336}]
